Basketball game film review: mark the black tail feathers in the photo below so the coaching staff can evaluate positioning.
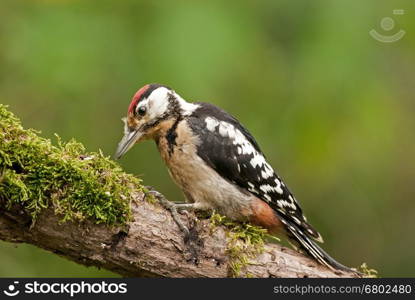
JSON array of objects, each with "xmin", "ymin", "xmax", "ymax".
[{"xmin": 282, "ymin": 217, "xmax": 358, "ymax": 273}]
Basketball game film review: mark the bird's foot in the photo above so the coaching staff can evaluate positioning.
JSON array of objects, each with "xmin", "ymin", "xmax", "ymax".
[{"xmin": 146, "ymin": 189, "xmax": 192, "ymax": 239}]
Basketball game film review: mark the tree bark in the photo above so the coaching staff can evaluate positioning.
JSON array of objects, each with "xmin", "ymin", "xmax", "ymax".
[
  {"xmin": 0, "ymin": 104, "xmax": 360, "ymax": 278},
  {"xmin": 0, "ymin": 190, "xmax": 359, "ymax": 278}
]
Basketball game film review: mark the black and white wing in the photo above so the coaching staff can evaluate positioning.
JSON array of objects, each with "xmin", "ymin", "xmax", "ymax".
[{"xmin": 187, "ymin": 103, "xmax": 322, "ymax": 242}]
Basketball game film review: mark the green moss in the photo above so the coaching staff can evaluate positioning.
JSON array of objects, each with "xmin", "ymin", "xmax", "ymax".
[
  {"xmin": 141, "ymin": 186, "xmax": 157, "ymax": 204},
  {"xmin": 0, "ymin": 104, "xmax": 143, "ymax": 225},
  {"xmin": 358, "ymin": 262, "xmax": 379, "ymax": 278},
  {"xmin": 209, "ymin": 212, "xmax": 278, "ymax": 277}
]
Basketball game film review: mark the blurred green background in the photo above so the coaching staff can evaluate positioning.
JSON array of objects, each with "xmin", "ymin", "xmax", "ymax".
[{"xmin": 0, "ymin": 0, "xmax": 414, "ymax": 277}]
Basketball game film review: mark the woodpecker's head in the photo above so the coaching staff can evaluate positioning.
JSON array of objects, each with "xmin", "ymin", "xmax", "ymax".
[{"xmin": 115, "ymin": 83, "xmax": 197, "ymax": 159}]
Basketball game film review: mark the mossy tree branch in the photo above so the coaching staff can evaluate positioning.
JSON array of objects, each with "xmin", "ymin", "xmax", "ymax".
[{"xmin": 0, "ymin": 105, "xmax": 360, "ymax": 278}]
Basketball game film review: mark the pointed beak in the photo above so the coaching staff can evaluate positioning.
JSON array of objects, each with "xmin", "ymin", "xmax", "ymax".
[{"xmin": 114, "ymin": 128, "xmax": 144, "ymax": 159}]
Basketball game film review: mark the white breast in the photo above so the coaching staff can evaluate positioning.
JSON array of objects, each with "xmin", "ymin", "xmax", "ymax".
[{"xmin": 157, "ymin": 120, "xmax": 253, "ymax": 220}]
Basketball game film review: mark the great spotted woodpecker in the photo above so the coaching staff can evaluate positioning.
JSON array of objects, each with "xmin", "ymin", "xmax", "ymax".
[{"xmin": 115, "ymin": 83, "xmax": 353, "ymax": 272}]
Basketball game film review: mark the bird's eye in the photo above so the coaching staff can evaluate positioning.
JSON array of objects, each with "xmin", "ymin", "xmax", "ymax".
[{"xmin": 137, "ymin": 106, "xmax": 147, "ymax": 116}]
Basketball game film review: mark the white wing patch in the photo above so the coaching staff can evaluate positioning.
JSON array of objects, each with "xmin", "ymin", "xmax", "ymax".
[
  {"xmin": 205, "ymin": 117, "xmax": 257, "ymax": 156},
  {"xmin": 277, "ymin": 195, "xmax": 297, "ymax": 210},
  {"xmin": 260, "ymin": 184, "xmax": 275, "ymax": 193},
  {"xmin": 205, "ymin": 116, "xmax": 220, "ymax": 132},
  {"xmin": 274, "ymin": 179, "xmax": 284, "ymax": 194},
  {"xmin": 250, "ymin": 153, "xmax": 266, "ymax": 168},
  {"xmin": 204, "ymin": 117, "xmax": 285, "ymax": 199}
]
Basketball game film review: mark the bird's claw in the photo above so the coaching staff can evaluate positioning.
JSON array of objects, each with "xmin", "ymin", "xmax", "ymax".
[{"xmin": 145, "ymin": 189, "xmax": 191, "ymax": 239}]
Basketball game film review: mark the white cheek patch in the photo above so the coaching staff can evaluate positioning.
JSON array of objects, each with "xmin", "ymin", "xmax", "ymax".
[{"xmin": 147, "ymin": 87, "xmax": 170, "ymax": 118}]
